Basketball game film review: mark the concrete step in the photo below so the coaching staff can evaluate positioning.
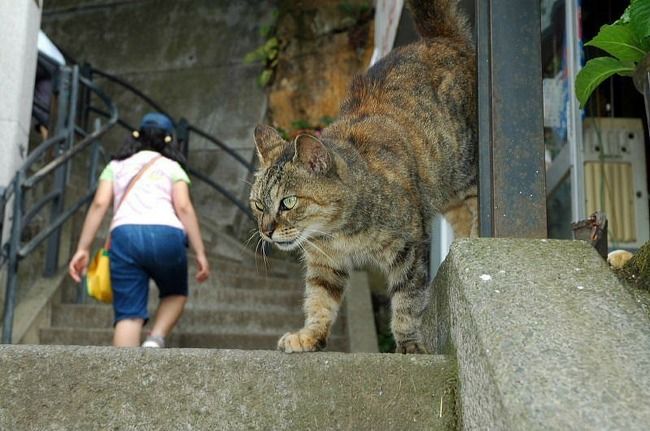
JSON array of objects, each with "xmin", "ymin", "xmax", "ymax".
[
  {"xmin": 60, "ymin": 276, "xmax": 306, "ymax": 307},
  {"xmin": 214, "ymin": 258, "xmax": 302, "ymax": 279},
  {"xmin": 425, "ymin": 238, "xmax": 650, "ymax": 429},
  {"xmin": 49, "ymin": 303, "xmax": 346, "ymax": 335},
  {"xmin": 60, "ymin": 272, "xmax": 304, "ymax": 303},
  {"xmin": 0, "ymin": 345, "xmax": 456, "ymax": 430},
  {"xmin": 213, "ymin": 272, "xmax": 303, "ymax": 290},
  {"xmin": 185, "ymin": 285, "xmax": 303, "ymax": 310},
  {"xmin": 38, "ymin": 327, "xmax": 350, "ymax": 351},
  {"xmin": 61, "ymin": 283, "xmax": 305, "ymax": 312}
]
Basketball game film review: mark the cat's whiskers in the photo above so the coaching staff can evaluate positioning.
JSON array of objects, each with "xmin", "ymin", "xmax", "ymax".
[
  {"xmin": 303, "ymin": 237, "xmax": 335, "ymax": 264},
  {"xmin": 306, "ymin": 228, "xmax": 334, "ymax": 240},
  {"xmin": 253, "ymin": 236, "xmax": 270, "ymax": 275},
  {"xmin": 244, "ymin": 229, "xmax": 259, "ymax": 248}
]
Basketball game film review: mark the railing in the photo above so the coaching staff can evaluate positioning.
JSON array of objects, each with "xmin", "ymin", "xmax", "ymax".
[
  {"xmin": 81, "ymin": 65, "xmax": 256, "ymax": 221},
  {"xmin": 1, "ymin": 57, "xmax": 117, "ymax": 343},
  {"xmin": 1, "ymin": 56, "xmax": 258, "ymax": 343}
]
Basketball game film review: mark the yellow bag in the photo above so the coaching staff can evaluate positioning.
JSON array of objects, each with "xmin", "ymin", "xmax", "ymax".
[{"xmin": 86, "ymin": 248, "xmax": 112, "ymax": 303}]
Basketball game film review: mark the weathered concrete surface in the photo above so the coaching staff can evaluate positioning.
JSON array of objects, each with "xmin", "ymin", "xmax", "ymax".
[
  {"xmin": 0, "ymin": 345, "xmax": 456, "ymax": 430},
  {"xmin": 424, "ymin": 238, "xmax": 650, "ymax": 430}
]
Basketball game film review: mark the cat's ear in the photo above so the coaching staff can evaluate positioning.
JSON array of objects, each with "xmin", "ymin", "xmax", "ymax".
[
  {"xmin": 254, "ymin": 125, "xmax": 285, "ymax": 168},
  {"xmin": 293, "ymin": 134, "xmax": 331, "ymax": 175}
]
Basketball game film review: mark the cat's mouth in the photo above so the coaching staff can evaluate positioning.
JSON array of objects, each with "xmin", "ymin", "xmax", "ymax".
[{"xmin": 273, "ymin": 239, "xmax": 299, "ymax": 251}]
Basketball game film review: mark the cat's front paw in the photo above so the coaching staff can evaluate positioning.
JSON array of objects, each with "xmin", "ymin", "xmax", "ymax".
[
  {"xmin": 277, "ymin": 329, "xmax": 325, "ymax": 353},
  {"xmin": 395, "ymin": 340, "xmax": 428, "ymax": 354}
]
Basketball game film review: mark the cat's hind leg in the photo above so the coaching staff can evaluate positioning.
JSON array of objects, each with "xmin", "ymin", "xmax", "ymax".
[
  {"xmin": 277, "ymin": 258, "xmax": 348, "ymax": 353},
  {"xmin": 386, "ymin": 241, "xmax": 430, "ymax": 354}
]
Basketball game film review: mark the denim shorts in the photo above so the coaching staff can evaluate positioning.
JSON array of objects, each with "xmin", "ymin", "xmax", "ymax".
[{"xmin": 110, "ymin": 224, "xmax": 188, "ymax": 325}]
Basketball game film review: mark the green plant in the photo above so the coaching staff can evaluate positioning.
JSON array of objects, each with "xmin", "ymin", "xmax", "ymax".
[
  {"xmin": 575, "ymin": 0, "xmax": 650, "ymax": 108},
  {"xmin": 338, "ymin": 1, "xmax": 371, "ymax": 25},
  {"xmin": 287, "ymin": 116, "xmax": 337, "ymax": 138},
  {"xmin": 338, "ymin": 1, "xmax": 373, "ymax": 51},
  {"xmin": 244, "ymin": 9, "xmax": 281, "ymax": 87}
]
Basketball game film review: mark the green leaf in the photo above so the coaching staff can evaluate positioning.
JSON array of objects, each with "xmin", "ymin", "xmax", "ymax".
[
  {"xmin": 243, "ymin": 46, "xmax": 266, "ymax": 64},
  {"xmin": 259, "ymin": 24, "xmax": 271, "ymax": 38},
  {"xmin": 585, "ymin": 24, "xmax": 645, "ymax": 62},
  {"xmin": 630, "ymin": 0, "xmax": 650, "ymax": 46},
  {"xmin": 575, "ymin": 57, "xmax": 636, "ymax": 108},
  {"xmin": 264, "ymin": 37, "xmax": 279, "ymax": 52},
  {"xmin": 291, "ymin": 119, "xmax": 311, "ymax": 130},
  {"xmin": 257, "ymin": 69, "xmax": 273, "ymax": 87}
]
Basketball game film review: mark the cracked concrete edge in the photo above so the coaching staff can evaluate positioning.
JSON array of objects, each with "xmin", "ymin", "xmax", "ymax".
[{"xmin": 424, "ymin": 238, "xmax": 650, "ymax": 431}]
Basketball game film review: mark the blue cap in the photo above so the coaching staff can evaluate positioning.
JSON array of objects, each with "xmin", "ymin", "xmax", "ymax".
[{"xmin": 139, "ymin": 112, "xmax": 174, "ymax": 134}]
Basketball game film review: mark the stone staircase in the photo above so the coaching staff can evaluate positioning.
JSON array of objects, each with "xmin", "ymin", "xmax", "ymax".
[
  {"xmin": 38, "ymin": 244, "xmax": 350, "ymax": 352},
  {"xmin": 7, "ymin": 238, "xmax": 648, "ymax": 429},
  {"xmin": 1, "ymin": 232, "xmax": 459, "ymax": 430},
  {"xmin": 0, "ymin": 346, "xmax": 457, "ymax": 430}
]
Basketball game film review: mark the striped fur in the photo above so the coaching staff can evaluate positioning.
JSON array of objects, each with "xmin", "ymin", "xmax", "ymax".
[{"xmin": 250, "ymin": 0, "xmax": 476, "ymax": 353}]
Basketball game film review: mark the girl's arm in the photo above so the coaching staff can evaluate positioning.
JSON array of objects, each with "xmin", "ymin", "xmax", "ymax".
[
  {"xmin": 172, "ymin": 181, "xmax": 210, "ymax": 282},
  {"xmin": 68, "ymin": 179, "xmax": 113, "ymax": 282}
]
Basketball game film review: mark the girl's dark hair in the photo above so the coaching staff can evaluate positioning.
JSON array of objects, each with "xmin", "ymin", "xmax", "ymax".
[{"xmin": 112, "ymin": 127, "xmax": 187, "ymax": 169}]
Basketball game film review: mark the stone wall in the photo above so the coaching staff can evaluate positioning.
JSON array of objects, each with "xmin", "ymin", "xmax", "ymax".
[
  {"xmin": 41, "ymin": 0, "xmax": 273, "ymax": 228},
  {"xmin": 41, "ymin": 0, "xmax": 375, "ymax": 230},
  {"xmin": 267, "ymin": 0, "xmax": 374, "ymax": 135}
]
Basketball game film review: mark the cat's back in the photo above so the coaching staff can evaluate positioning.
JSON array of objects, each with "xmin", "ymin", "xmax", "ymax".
[
  {"xmin": 329, "ymin": 0, "xmax": 477, "ymax": 211},
  {"xmin": 341, "ymin": 38, "xmax": 474, "ymax": 123}
]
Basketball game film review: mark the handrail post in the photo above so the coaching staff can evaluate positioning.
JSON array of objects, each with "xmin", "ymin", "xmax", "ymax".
[
  {"xmin": 79, "ymin": 63, "xmax": 93, "ymax": 132},
  {"xmin": 44, "ymin": 66, "xmax": 78, "ymax": 276},
  {"xmin": 0, "ymin": 187, "xmax": 5, "ymax": 254},
  {"xmin": 476, "ymin": 0, "xmax": 547, "ymax": 237},
  {"xmin": 177, "ymin": 117, "xmax": 190, "ymax": 160},
  {"xmin": 2, "ymin": 174, "xmax": 24, "ymax": 344}
]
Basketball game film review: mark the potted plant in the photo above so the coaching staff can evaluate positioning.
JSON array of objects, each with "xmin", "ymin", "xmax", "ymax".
[
  {"xmin": 575, "ymin": 0, "xmax": 650, "ymax": 289},
  {"xmin": 575, "ymin": 0, "xmax": 650, "ymax": 131}
]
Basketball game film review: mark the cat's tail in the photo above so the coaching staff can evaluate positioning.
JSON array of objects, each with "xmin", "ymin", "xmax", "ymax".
[{"xmin": 406, "ymin": 0, "xmax": 471, "ymax": 42}]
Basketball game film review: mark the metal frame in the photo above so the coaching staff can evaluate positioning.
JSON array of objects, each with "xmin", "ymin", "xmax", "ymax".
[{"xmin": 476, "ymin": 0, "xmax": 548, "ymax": 238}]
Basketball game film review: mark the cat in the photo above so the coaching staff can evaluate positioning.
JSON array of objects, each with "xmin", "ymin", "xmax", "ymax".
[{"xmin": 249, "ymin": 0, "xmax": 476, "ymax": 353}]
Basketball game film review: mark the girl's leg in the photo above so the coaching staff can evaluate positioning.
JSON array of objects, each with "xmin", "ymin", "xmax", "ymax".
[
  {"xmin": 149, "ymin": 295, "xmax": 187, "ymax": 338},
  {"xmin": 113, "ymin": 318, "xmax": 145, "ymax": 347}
]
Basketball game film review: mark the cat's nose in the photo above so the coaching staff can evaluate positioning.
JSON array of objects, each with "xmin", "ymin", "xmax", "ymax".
[{"xmin": 262, "ymin": 221, "xmax": 276, "ymax": 238}]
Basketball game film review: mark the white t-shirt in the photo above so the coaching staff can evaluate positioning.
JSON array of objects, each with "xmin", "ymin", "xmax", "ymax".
[{"xmin": 99, "ymin": 151, "xmax": 190, "ymax": 231}]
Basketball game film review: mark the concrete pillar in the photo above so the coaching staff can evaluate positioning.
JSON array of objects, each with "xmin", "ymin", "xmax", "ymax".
[{"xmin": 0, "ymin": 0, "xmax": 41, "ymax": 225}]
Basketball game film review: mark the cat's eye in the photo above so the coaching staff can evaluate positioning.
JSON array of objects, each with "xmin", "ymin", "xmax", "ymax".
[
  {"xmin": 280, "ymin": 196, "xmax": 297, "ymax": 210},
  {"xmin": 253, "ymin": 201, "xmax": 264, "ymax": 211}
]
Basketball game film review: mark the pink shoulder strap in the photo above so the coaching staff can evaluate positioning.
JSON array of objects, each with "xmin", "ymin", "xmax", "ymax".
[{"xmin": 104, "ymin": 155, "xmax": 162, "ymax": 248}]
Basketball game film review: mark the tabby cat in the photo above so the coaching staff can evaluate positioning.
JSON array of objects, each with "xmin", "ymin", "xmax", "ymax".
[{"xmin": 250, "ymin": 0, "xmax": 476, "ymax": 353}]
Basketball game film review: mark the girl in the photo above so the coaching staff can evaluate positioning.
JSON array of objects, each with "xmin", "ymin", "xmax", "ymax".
[{"xmin": 69, "ymin": 112, "xmax": 210, "ymax": 347}]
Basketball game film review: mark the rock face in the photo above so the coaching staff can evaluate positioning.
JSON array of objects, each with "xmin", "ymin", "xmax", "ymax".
[{"xmin": 267, "ymin": 0, "xmax": 374, "ymax": 134}]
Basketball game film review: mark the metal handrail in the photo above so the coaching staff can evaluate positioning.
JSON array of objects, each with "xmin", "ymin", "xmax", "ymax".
[
  {"xmin": 88, "ymin": 67, "xmax": 255, "ymax": 172},
  {"xmin": 24, "ymin": 76, "xmax": 118, "ymax": 189},
  {"xmin": 1, "ymin": 57, "xmax": 259, "ymax": 343},
  {"xmin": 1, "ymin": 62, "xmax": 118, "ymax": 343},
  {"xmin": 85, "ymin": 65, "xmax": 256, "ymax": 220},
  {"xmin": 186, "ymin": 125, "xmax": 254, "ymax": 172}
]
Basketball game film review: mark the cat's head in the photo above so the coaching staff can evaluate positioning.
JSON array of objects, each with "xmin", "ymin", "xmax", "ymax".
[{"xmin": 249, "ymin": 125, "xmax": 346, "ymax": 251}]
